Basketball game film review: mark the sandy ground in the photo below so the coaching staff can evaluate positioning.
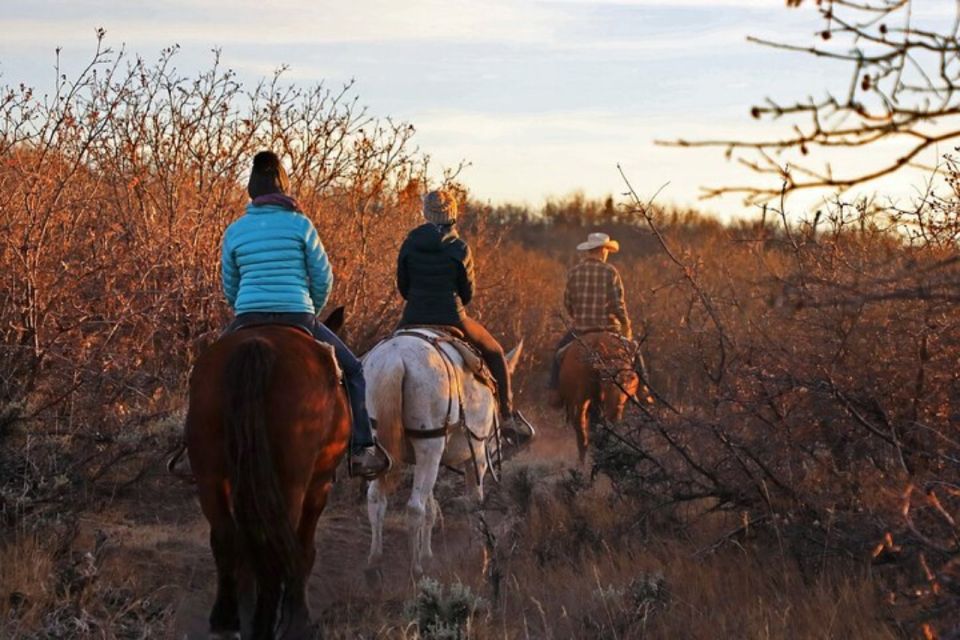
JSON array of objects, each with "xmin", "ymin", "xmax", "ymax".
[{"xmin": 80, "ymin": 405, "xmax": 575, "ymax": 639}]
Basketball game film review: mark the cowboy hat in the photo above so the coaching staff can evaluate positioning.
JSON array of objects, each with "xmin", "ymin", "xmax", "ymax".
[{"xmin": 577, "ymin": 232, "xmax": 620, "ymax": 253}]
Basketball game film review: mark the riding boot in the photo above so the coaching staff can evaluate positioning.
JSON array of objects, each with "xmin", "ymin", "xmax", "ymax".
[
  {"xmin": 343, "ymin": 381, "xmax": 392, "ymax": 479},
  {"xmin": 341, "ymin": 376, "xmax": 392, "ymax": 479}
]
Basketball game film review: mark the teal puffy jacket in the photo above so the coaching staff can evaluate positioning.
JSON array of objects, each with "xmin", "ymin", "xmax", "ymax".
[{"xmin": 221, "ymin": 203, "xmax": 332, "ymax": 315}]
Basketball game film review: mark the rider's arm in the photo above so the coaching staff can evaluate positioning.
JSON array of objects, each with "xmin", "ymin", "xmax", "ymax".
[
  {"xmin": 608, "ymin": 268, "xmax": 632, "ymax": 339},
  {"xmin": 456, "ymin": 243, "xmax": 475, "ymax": 305},
  {"xmin": 563, "ymin": 270, "xmax": 575, "ymax": 318},
  {"xmin": 397, "ymin": 241, "xmax": 410, "ymax": 299},
  {"xmin": 303, "ymin": 220, "xmax": 333, "ymax": 313},
  {"xmin": 220, "ymin": 229, "xmax": 240, "ymax": 310}
]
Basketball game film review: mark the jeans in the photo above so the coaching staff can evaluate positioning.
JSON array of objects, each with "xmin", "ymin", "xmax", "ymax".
[
  {"xmin": 547, "ymin": 330, "xmax": 576, "ymax": 390},
  {"xmin": 230, "ymin": 312, "xmax": 374, "ymax": 452},
  {"xmin": 455, "ymin": 316, "xmax": 513, "ymax": 418}
]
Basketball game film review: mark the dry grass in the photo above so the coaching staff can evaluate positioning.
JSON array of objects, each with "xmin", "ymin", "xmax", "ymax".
[
  {"xmin": 0, "ymin": 529, "xmax": 174, "ymax": 639},
  {"xmin": 1, "ymin": 39, "xmax": 958, "ymax": 638}
]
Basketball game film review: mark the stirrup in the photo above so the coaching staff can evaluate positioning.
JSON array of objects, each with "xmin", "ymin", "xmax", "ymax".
[
  {"xmin": 501, "ymin": 410, "xmax": 536, "ymax": 444},
  {"xmin": 515, "ymin": 410, "xmax": 536, "ymax": 439},
  {"xmin": 348, "ymin": 440, "xmax": 393, "ymax": 480}
]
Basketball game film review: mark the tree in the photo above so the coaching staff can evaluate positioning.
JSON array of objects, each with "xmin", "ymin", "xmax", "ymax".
[{"xmin": 664, "ymin": 0, "xmax": 960, "ymax": 204}]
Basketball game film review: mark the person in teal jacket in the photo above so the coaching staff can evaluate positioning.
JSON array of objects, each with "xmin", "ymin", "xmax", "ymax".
[{"xmin": 221, "ymin": 151, "xmax": 391, "ymax": 479}]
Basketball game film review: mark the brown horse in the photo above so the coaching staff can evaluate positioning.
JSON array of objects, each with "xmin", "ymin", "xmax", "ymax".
[
  {"xmin": 185, "ymin": 309, "xmax": 350, "ymax": 639},
  {"xmin": 557, "ymin": 331, "xmax": 640, "ymax": 464}
]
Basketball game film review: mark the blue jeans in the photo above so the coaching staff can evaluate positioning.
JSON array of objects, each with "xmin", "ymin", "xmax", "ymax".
[{"xmin": 230, "ymin": 312, "xmax": 374, "ymax": 452}]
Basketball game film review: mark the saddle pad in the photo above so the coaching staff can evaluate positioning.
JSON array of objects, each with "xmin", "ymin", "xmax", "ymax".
[
  {"xmin": 230, "ymin": 316, "xmax": 314, "ymax": 338},
  {"xmin": 229, "ymin": 320, "xmax": 342, "ymax": 380},
  {"xmin": 398, "ymin": 328, "xmax": 497, "ymax": 392},
  {"xmin": 400, "ymin": 324, "xmax": 465, "ymax": 340}
]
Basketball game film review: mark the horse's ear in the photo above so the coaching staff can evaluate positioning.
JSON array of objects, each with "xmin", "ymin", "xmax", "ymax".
[
  {"xmin": 505, "ymin": 339, "xmax": 524, "ymax": 375},
  {"xmin": 323, "ymin": 306, "xmax": 346, "ymax": 334}
]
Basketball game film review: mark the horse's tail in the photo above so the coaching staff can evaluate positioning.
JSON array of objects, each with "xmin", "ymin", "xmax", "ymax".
[
  {"xmin": 367, "ymin": 351, "xmax": 406, "ymax": 491},
  {"xmin": 223, "ymin": 337, "xmax": 303, "ymax": 620}
]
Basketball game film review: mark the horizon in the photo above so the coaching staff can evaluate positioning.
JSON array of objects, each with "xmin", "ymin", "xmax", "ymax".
[{"xmin": 1, "ymin": 0, "xmax": 953, "ymax": 220}]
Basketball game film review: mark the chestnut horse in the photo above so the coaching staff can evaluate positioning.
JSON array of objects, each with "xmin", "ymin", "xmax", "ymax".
[
  {"xmin": 185, "ymin": 310, "xmax": 350, "ymax": 640},
  {"xmin": 557, "ymin": 331, "xmax": 640, "ymax": 464}
]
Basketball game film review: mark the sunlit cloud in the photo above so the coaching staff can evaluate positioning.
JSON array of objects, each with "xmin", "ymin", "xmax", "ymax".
[
  {"xmin": 0, "ymin": 0, "xmax": 563, "ymax": 47},
  {"xmin": 0, "ymin": 0, "xmax": 946, "ymax": 217},
  {"xmin": 412, "ymin": 108, "xmax": 946, "ymax": 219}
]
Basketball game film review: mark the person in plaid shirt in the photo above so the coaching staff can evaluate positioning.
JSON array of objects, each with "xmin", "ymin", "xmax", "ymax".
[{"xmin": 548, "ymin": 232, "xmax": 632, "ymax": 394}]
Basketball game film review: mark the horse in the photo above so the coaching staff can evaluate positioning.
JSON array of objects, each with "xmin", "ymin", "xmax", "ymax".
[
  {"xmin": 184, "ymin": 308, "xmax": 350, "ymax": 640},
  {"xmin": 362, "ymin": 328, "xmax": 524, "ymax": 578},
  {"xmin": 557, "ymin": 331, "xmax": 641, "ymax": 465}
]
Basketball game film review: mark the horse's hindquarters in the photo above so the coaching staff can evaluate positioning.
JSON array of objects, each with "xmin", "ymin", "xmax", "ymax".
[{"xmin": 186, "ymin": 327, "xmax": 351, "ymax": 638}]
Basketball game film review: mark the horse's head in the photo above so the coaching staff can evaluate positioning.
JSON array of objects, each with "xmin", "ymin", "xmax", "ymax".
[
  {"xmin": 502, "ymin": 339, "xmax": 536, "ymax": 446},
  {"xmin": 323, "ymin": 306, "xmax": 346, "ymax": 337},
  {"xmin": 632, "ymin": 346, "xmax": 649, "ymax": 382},
  {"xmin": 597, "ymin": 337, "xmax": 641, "ymax": 422},
  {"xmin": 601, "ymin": 367, "xmax": 639, "ymax": 423},
  {"xmin": 506, "ymin": 339, "xmax": 524, "ymax": 375}
]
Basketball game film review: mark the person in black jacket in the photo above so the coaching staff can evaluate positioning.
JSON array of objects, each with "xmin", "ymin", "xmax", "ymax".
[{"xmin": 397, "ymin": 190, "xmax": 516, "ymax": 425}]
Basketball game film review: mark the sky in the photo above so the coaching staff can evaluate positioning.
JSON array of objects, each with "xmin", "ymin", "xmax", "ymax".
[{"xmin": 0, "ymin": 0, "xmax": 953, "ymax": 219}]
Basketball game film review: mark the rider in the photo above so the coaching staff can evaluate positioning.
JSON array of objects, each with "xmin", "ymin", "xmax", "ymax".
[
  {"xmin": 396, "ymin": 189, "xmax": 524, "ymax": 433},
  {"xmin": 221, "ymin": 150, "xmax": 391, "ymax": 479},
  {"xmin": 548, "ymin": 232, "xmax": 632, "ymax": 403}
]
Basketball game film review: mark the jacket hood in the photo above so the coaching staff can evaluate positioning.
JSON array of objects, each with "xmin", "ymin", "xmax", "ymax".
[
  {"xmin": 407, "ymin": 223, "xmax": 460, "ymax": 253},
  {"xmin": 245, "ymin": 202, "xmax": 300, "ymax": 216}
]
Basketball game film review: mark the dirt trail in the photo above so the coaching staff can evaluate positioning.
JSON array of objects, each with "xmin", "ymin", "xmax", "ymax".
[{"xmin": 89, "ymin": 407, "xmax": 575, "ymax": 638}]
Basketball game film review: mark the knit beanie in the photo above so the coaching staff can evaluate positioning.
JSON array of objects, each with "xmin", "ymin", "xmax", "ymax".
[
  {"xmin": 422, "ymin": 190, "xmax": 458, "ymax": 225},
  {"xmin": 247, "ymin": 151, "xmax": 290, "ymax": 199}
]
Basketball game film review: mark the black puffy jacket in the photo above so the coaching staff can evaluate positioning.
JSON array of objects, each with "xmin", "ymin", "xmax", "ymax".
[{"xmin": 397, "ymin": 223, "xmax": 474, "ymax": 326}]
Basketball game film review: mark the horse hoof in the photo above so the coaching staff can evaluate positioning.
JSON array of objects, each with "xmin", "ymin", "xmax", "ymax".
[
  {"xmin": 364, "ymin": 566, "xmax": 384, "ymax": 589},
  {"xmin": 281, "ymin": 619, "xmax": 319, "ymax": 640}
]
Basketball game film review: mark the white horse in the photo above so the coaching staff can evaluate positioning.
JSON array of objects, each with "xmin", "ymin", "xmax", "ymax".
[{"xmin": 362, "ymin": 328, "xmax": 523, "ymax": 577}]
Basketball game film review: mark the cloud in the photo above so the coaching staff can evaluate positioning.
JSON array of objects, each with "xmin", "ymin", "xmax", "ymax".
[
  {"xmin": 411, "ymin": 108, "xmax": 946, "ymax": 218},
  {"xmin": 540, "ymin": 0, "xmax": 787, "ymax": 8},
  {"xmin": 0, "ymin": 0, "xmax": 563, "ymax": 47}
]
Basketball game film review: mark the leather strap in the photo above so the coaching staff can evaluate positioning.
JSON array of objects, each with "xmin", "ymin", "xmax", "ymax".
[{"xmin": 404, "ymin": 425, "xmax": 449, "ymax": 439}]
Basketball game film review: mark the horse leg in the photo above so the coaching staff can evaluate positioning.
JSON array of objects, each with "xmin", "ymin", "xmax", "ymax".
[
  {"xmin": 422, "ymin": 495, "xmax": 441, "ymax": 561},
  {"xmin": 197, "ymin": 478, "xmax": 241, "ymax": 639},
  {"xmin": 277, "ymin": 477, "xmax": 332, "ymax": 640},
  {"xmin": 464, "ymin": 438, "xmax": 489, "ymax": 504},
  {"xmin": 249, "ymin": 485, "xmax": 306, "ymax": 640},
  {"xmin": 366, "ymin": 479, "xmax": 389, "ymax": 570},
  {"xmin": 576, "ymin": 400, "xmax": 591, "ymax": 466},
  {"xmin": 249, "ymin": 572, "xmax": 282, "ymax": 640},
  {"xmin": 407, "ymin": 442, "xmax": 443, "ymax": 577}
]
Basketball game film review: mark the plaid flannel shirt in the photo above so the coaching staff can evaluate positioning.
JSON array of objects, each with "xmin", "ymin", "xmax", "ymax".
[{"xmin": 563, "ymin": 257, "xmax": 632, "ymax": 338}]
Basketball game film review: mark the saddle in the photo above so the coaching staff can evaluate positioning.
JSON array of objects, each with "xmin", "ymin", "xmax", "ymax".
[
  {"xmin": 557, "ymin": 330, "xmax": 636, "ymax": 369},
  {"xmin": 386, "ymin": 326, "xmax": 499, "ymax": 469},
  {"xmin": 395, "ymin": 326, "xmax": 497, "ymax": 393},
  {"xmin": 228, "ymin": 314, "xmax": 315, "ymax": 338},
  {"xmin": 225, "ymin": 316, "xmax": 341, "ymax": 379}
]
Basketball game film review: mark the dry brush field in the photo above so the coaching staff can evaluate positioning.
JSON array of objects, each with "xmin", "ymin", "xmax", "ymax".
[{"xmin": 2, "ymin": 47, "xmax": 959, "ymax": 638}]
